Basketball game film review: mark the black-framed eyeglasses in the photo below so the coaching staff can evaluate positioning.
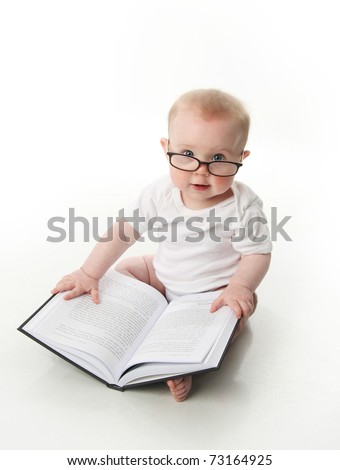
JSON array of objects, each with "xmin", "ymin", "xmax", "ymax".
[{"xmin": 167, "ymin": 152, "xmax": 243, "ymax": 177}]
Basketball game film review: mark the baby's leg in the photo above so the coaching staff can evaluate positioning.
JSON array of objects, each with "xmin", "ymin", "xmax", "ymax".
[
  {"xmin": 114, "ymin": 255, "xmax": 166, "ymax": 295},
  {"xmin": 115, "ymin": 256, "xmax": 192, "ymax": 401}
]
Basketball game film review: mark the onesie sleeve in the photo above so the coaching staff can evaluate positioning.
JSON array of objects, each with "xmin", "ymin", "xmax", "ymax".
[
  {"xmin": 121, "ymin": 175, "xmax": 171, "ymax": 235},
  {"xmin": 231, "ymin": 182, "xmax": 272, "ymax": 255}
]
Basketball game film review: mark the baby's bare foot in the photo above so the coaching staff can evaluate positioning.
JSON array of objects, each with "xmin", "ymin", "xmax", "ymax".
[{"xmin": 166, "ymin": 376, "xmax": 192, "ymax": 402}]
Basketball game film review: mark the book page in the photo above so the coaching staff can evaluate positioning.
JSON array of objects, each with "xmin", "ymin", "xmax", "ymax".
[
  {"xmin": 24, "ymin": 271, "xmax": 168, "ymax": 380},
  {"xmin": 126, "ymin": 291, "xmax": 236, "ymax": 366}
]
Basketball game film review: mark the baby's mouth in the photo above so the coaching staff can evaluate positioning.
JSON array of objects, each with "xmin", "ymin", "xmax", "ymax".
[{"xmin": 191, "ymin": 183, "xmax": 210, "ymax": 191}]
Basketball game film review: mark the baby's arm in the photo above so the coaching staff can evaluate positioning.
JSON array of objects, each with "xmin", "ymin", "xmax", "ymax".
[
  {"xmin": 210, "ymin": 253, "xmax": 271, "ymax": 318},
  {"xmin": 51, "ymin": 221, "xmax": 139, "ymax": 303}
]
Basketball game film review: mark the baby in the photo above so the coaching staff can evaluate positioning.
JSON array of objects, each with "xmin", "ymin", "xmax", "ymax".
[{"xmin": 52, "ymin": 89, "xmax": 272, "ymax": 402}]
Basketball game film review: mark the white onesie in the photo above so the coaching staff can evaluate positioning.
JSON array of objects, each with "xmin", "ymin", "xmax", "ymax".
[{"xmin": 124, "ymin": 175, "xmax": 272, "ymax": 299}]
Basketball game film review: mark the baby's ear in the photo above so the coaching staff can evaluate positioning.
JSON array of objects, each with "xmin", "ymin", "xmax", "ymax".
[{"xmin": 160, "ymin": 138, "xmax": 168, "ymax": 156}]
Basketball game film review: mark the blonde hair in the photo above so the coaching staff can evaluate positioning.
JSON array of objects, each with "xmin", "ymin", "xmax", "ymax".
[{"xmin": 168, "ymin": 89, "xmax": 250, "ymax": 147}]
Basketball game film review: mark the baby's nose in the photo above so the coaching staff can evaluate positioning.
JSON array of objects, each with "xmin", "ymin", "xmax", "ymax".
[{"xmin": 194, "ymin": 162, "xmax": 210, "ymax": 176}]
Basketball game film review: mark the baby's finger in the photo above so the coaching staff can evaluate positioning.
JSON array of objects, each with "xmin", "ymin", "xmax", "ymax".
[
  {"xmin": 227, "ymin": 299, "xmax": 242, "ymax": 319},
  {"xmin": 53, "ymin": 280, "xmax": 75, "ymax": 293},
  {"xmin": 91, "ymin": 288, "xmax": 100, "ymax": 304},
  {"xmin": 240, "ymin": 299, "xmax": 254, "ymax": 318},
  {"xmin": 63, "ymin": 285, "xmax": 85, "ymax": 301},
  {"xmin": 210, "ymin": 294, "xmax": 225, "ymax": 313},
  {"xmin": 51, "ymin": 282, "xmax": 64, "ymax": 293}
]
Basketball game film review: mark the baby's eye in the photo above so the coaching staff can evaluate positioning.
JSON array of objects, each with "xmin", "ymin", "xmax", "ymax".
[
  {"xmin": 212, "ymin": 154, "xmax": 225, "ymax": 162},
  {"xmin": 183, "ymin": 150, "xmax": 194, "ymax": 157}
]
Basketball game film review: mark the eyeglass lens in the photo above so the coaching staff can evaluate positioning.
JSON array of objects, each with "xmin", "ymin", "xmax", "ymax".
[{"xmin": 170, "ymin": 154, "xmax": 239, "ymax": 176}]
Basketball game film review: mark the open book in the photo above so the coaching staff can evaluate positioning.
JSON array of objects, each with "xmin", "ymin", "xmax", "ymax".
[{"xmin": 18, "ymin": 270, "xmax": 239, "ymax": 390}]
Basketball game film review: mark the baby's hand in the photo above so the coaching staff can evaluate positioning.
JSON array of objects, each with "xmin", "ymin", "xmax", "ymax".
[
  {"xmin": 51, "ymin": 268, "xmax": 100, "ymax": 304},
  {"xmin": 210, "ymin": 283, "xmax": 254, "ymax": 319}
]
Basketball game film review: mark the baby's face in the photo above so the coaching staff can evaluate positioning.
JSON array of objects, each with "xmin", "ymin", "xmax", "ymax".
[{"xmin": 162, "ymin": 108, "xmax": 248, "ymax": 210}]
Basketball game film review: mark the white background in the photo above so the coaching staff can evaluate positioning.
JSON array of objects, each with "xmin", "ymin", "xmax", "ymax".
[{"xmin": 1, "ymin": 0, "xmax": 339, "ymax": 450}]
